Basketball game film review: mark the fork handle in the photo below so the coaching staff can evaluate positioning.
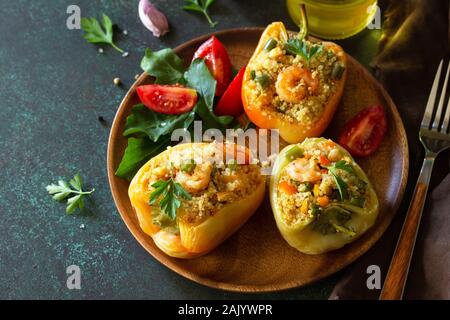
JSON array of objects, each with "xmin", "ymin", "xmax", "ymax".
[{"xmin": 380, "ymin": 154, "xmax": 435, "ymax": 300}]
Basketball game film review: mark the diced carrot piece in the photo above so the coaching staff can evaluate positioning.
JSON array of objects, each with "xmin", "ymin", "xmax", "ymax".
[
  {"xmin": 278, "ymin": 181, "xmax": 297, "ymax": 195},
  {"xmin": 319, "ymin": 155, "xmax": 331, "ymax": 166},
  {"xmin": 317, "ymin": 196, "xmax": 330, "ymax": 207}
]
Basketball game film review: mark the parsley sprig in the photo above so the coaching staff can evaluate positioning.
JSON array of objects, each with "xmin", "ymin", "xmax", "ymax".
[
  {"xmin": 149, "ymin": 166, "xmax": 192, "ymax": 220},
  {"xmin": 183, "ymin": 0, "xmax": 218, "ymax": 28},
  {"xmin": 81, "ymin": 14, "xmax": 124, "ymax": 53},
  {"xmin": 46, "ymin": 174, "xmax": 95, "ymax": 214},
  {"xmin": 325, "ymin": 160, "xmax": 354, "ymax": 201},
  {"xmin": 285, "ymin": 39, "xmax": 323, "ymax": 66}
]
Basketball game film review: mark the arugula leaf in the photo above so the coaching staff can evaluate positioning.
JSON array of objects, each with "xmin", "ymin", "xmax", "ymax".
[
  {"xmin": 150, "ymin": 178, "xmax": 192, "ymax": 220},
  {"xmin": 46, "ymin": 174, "xmax": 95, "ymax": 214},
  {"xmin": 115, "ymin": 136, "xmax": 171, "ymax": 180},
  {"xmin": 185, "ymin": 59, "xmax": 233, "ymax": 129},
  {"xmin": 325, "ymin": 161, "xmax": 354, "ymax": 201},
  {"xmin": 183, "ymin": 0, "xmax": 218, "ymax": 28},
  {"xmin": 81, "ymin": 14, "xmax": 124, "ymax": 53},
  {"xmin": 124, "ymin": 104, "xmax": 195, "ymax": 142},
  {"xmin": 333, "ymin": 160, "xmax": 354, "ymax": 174},
  {"xmin": 331, "ymin": 173, "xmax": 349, "ymax": 201},
  {"xmin": 285, "ymin": 39, "xmax": 323, "ymax": 66},
  {"xmin": 141, "ymin": 48, "xmax": 186, "ymax": 84}
]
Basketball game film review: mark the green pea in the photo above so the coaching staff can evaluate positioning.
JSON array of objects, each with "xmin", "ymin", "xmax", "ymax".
[
  {"xmin": 250, "ymin": 70, "xmax": 256, "ymax": 80},
  {"xmin": 264, "ymin": 38, "xmax": 278, "ymax": 51},
  {"xmin": 255, "ymin": 73, "xmax": 271, "ymax": 89},
  {"xmin": 285, "ymin": 145, "xmax": 304, "ymax": 160},
  {"xmin": 180, "ymin": 159, "xmax": 196, "ymax": 173},
  {"xmin": 331, "ymin": 62, "xmax": 345, "ymax": 79}
]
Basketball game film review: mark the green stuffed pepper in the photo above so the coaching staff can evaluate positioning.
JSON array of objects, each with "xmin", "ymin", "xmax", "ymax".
[{"xmin": 270, "ymin": 137, "xmax": 379, "ymax": 254}]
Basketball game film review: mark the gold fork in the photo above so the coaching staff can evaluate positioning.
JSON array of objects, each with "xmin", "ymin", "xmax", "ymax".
[{"xmin": 380, "ymin": 59, "xmax": 450, "ymax": 300}]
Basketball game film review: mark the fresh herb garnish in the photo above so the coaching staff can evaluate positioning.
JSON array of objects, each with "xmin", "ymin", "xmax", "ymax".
[
  {"xmin": 325, "ymin": 160, "xmax": 354, "ymax": 201},
  {"xmin": 46, "ymin": 174, "xmax": 95, "ymax": 214},
  {"xmin": 285, "ymin": 39, "xmax": 323, "ymax": 66},
  {"xmin": 81, "ymin": 14, "xmax": 124, "ymax": 53},
  {"xmin": 183, "ymin": 0, "xmax": 218, "ymax": 28},
  {"xmin": 149, "ymin": 168, "xmax": 192, "ymax": 220}
]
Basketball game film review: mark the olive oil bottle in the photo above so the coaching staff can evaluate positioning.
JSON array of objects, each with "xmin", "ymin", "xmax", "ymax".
[{"xmin": 286, "ymin": 0, "xmax": 378, "ymax": 39}]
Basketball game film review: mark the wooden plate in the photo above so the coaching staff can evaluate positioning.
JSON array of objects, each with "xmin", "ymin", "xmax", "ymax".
[{"xmin": 107, "ymin": 28, "xmax": 409, "ymax": 292}]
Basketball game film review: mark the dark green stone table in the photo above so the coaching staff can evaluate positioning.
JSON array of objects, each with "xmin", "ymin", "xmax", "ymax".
[{"xmin": 0, "ymin": 0, "xmax": 381, "ymax": 299}]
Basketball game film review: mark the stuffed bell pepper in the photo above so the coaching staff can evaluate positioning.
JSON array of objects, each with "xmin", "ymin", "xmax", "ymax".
[
  {"xmin": 270, "ymin": 138, "xmax": 379, "ymax": 254},
  {"xmin": 242, "ymin": 22, "xmax": 347, "ymax": 143},
  {"xmin": 128, "ymin": 142, "xmax": 265, "ymax": 259}
]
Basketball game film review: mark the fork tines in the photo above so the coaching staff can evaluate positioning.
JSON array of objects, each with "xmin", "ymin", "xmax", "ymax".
[{"xmin": 422, "ymin": 59, "xmax": 450, "ymax": 134}]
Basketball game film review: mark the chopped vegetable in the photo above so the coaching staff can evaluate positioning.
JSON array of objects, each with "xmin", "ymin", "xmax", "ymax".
[
  {"xmin": 331, "ymin": 62, "xmax": 346, "ymax": 79},
  {"xmin": 278, "ymin": 181, "xmax": 297, "ymax": 195},
  {"xmin": 81, "ymin": 14, "xmax": 124, "ymax": 53},
  {"xmin": 136, "ymin": 84, "xmax": 198, "ymax": 115},
  {"xmin": 180, "ymin": 159, "xmax": 196, "ymax": 173},
  {"xmin": 339, "ymin": 105, "xmax": 387, "ymax": 157},
  {"xmin": 46, "ymin": 174, "xmax": 95, "ymax": 214},
  {"xmin": 254, "ymin": 73, "xmax": 271, "ymax": 88},
  {"xmin": 264, "ymin": 38, "xmax": 278, "ymax": 51},
  {"xmin": 215, "ymin": 66, "xmax": 246, "ymax": 117}
]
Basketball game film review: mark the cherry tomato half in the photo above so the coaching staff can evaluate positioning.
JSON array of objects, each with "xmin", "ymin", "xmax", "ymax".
[
  {"xmin": 193, "ymin": 36, "xmax": 232, "ymax": 96},
  {"xmin": 215, "ymin": 66, "xmax": 246, "ymax": 117},
  {"xmin": 136, "ymin": 84, "xmax": 198, "ymax": 115},
  {"xmin": 338, "ymin": 105, "xmax": 387, "ymax": 157}
]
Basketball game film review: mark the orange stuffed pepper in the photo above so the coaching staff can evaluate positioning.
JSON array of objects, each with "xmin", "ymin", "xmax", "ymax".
[
  {"xmin": 242, "ymin": 22, "xmax": 347, "ymax": 143},
  {"xmin": 128, "ymin": 142, "xmax": 265, "ymax": 259}
]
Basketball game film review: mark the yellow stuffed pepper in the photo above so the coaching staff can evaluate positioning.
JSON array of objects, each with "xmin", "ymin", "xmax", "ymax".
[
  {"xmin": 270, "ymin": 138, "xmax": 378, "ymax": 254},
  {"xmin": 242, "ymin": 22, "xmax": 347, "ymax": 143},
  {"xmin": 129, "ymin": 142, "xmax": 265, "ymax": 259}
]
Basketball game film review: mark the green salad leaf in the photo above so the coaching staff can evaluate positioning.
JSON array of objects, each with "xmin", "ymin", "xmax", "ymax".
[
  {"xmin": 115, "ymin": 137, "xmax": 171, "ymax": 180},
  {"xmin": 141, "ymin": 48, "xmax": 186, "ymax": 84},
  {"xmin": 124, "ymin": 104, "xmax": 195, "ymax": 142},
  {"xmin": 46, "ymin": 174, "xmax": 95, "ymax": 214},
  {"xmin": 81, "ymin": 14, "xmax": 124, "ymax": 53}
]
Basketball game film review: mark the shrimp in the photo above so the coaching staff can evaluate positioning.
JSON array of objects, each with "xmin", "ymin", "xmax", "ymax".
[
  {"xmin": 175, "ymin": 162, "xmax": 212, "ymax": 194},
  {"xmin": 275, "ymin": 65, "xmax": 319, "ymax": 104},
  {"xmin": 285, "ymin": 158, "xmax": 322, "ymax": 183}
]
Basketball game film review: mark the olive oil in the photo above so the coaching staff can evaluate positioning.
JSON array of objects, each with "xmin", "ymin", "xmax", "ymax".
[{"xmin": 286, "ymin": 0, "xmax": 378, "ymax": 39}]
